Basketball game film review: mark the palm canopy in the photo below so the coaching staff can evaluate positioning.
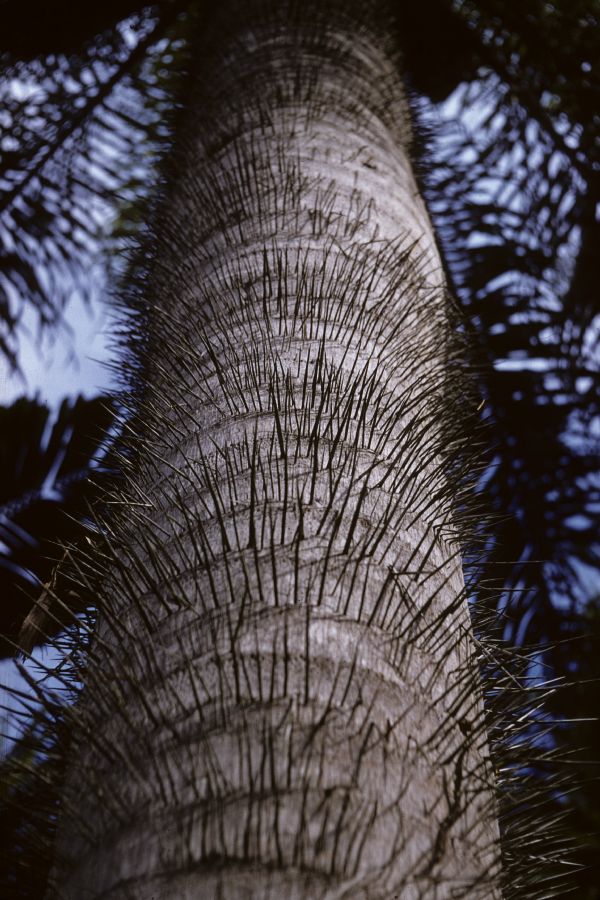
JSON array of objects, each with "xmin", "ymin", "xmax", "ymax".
[{"xmin": 0, "ymin": 0, "xmax": 598, "ymax": 895}]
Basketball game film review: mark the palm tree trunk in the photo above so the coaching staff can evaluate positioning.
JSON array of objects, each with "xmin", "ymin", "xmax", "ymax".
[{"xmin": 50, "ymin": 1, "xmax": 500, "ymax": 897}]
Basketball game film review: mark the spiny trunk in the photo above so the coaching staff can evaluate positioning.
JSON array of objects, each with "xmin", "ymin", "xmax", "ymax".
[{"xmin": 50, "ymin": 1, "xmax": 500, "ymax": 897}]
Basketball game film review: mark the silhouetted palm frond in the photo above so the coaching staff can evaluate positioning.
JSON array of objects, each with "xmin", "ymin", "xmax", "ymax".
[
  {"xmin": 406, "ymin": 0, "xmax": 599, "ymax": 648},
  {"xmin": 0, "ymin": 395, "xmax": 115, "ymax": 656},
  {"xmin": 0, "ymin": 0, "xmax": 184, "ymax": 369}
]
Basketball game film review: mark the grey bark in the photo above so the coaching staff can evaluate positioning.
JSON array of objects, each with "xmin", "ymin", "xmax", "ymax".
[{"xmin": 50, "ymin": 1, "xmax": 501, "ymax": 897}]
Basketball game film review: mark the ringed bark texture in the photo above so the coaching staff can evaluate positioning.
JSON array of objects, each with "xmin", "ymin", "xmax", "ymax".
[{"xmin": 51, "ymin": 1, "xmax": 501, "ymax": 897}]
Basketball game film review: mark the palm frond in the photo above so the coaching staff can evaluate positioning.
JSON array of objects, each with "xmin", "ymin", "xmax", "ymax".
[
  {"xmin": 0, "ymin": 1, "xmax": 183, "ymax": 369},
  {"xmin": 408, "ymin": 3, "xmax": 599, "ymax": 647},
  {"xmin": 0, "ymin": 395, "xmax": 115, "ymax": 656}
]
